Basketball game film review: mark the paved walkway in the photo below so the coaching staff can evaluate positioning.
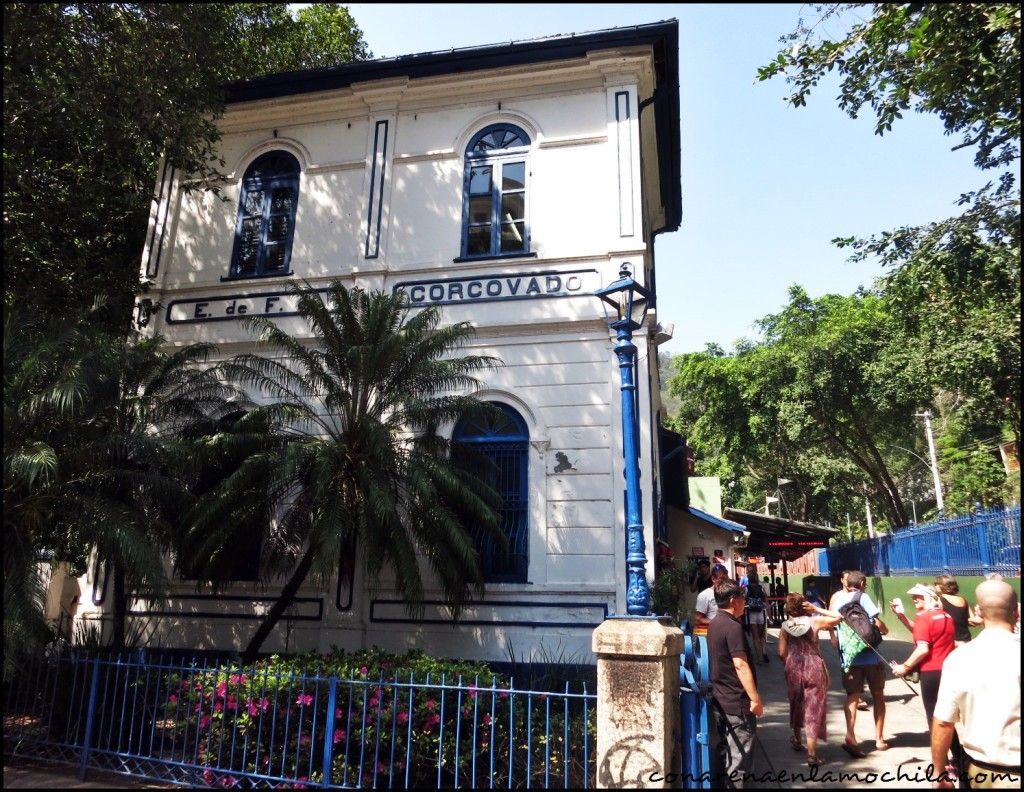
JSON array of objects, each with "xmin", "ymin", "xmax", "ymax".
[
  {"xmin": 3, "ymin": 758, "xmax": 173, "ymax": 788},
  {"xmin": 748, "ymin": 628, "xmax": 940, "ymax": 788}
]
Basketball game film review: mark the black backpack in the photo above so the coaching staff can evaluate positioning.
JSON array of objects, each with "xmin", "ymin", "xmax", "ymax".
[
  {"xmin": 745, "ymin": 581, "xmax": 765, "ymax": 612},
  {"xmin": 838, "ymin": 591, "xmax": 883, "ymax": 647}
]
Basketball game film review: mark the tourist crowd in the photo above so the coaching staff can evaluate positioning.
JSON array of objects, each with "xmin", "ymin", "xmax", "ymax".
[{"xmin": 693, "ymin": 565, "xmax": 1020, "ymax": 789}]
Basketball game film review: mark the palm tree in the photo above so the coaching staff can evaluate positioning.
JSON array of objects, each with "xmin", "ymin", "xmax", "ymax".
[
  {"xmin": 3, "ymin": 303, "xmax": 243, "ymax": 664},
  {"xmin": 188, "ymin": 281, "xmax": 503, "ymax": 663},
  {"xmin": 65, "ymin": 332, "xmax": 246, "ymax": 648}
]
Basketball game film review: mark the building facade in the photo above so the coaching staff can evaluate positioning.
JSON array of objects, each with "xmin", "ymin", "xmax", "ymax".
[{"xmin": 74, "ymin": 21, "xmax": 683, "ymax": 664}]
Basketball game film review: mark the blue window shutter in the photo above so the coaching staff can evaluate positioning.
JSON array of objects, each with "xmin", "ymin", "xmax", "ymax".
[{"xmin": 229, "ymin": 150, "xmax": 300, "ymax": 279}]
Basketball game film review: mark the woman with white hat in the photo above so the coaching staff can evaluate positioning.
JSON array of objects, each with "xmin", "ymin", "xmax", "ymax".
[{"xmin": 890, "ymin": 584, "xmax": 956, "ymax": 727}]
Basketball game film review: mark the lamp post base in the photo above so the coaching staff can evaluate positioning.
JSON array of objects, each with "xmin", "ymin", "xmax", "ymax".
[{"xmin": 592, "ymin": 617, "xmax": 684, "ymax": 788}]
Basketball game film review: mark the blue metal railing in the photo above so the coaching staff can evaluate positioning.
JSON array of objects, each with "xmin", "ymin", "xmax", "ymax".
[
  {"xmin": 822, "ymin": 505, "xmax": 1020, "ymax": 577},
  {"xmin": 678, "ymin": 624, "xmax": 712, "ymax": 789},
  {"xmin": 3, "ymin": 651, "xmax": 596, "ymax": 789}
]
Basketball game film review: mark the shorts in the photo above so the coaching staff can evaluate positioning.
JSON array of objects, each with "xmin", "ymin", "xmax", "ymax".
[
  {"xmin": 745, "ymin": 611, "xmax": 765, "ymax": 625},
  {"xmin": 842, "ymin": 662, "xmax": 885, "ymax": 696}
]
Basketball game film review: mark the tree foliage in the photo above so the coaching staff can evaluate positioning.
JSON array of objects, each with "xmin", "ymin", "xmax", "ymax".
[
  {"xmin": 758, "ymin": 3, "xmax": 1020, "ymax": 169},
  {"xmin": 667, "ymin": 288, "xmax": 931, "ymax": 530},
  {"xmin": 3, "ymin": 3, "xmax": 369, "ymax": 325},
  {"xmin": 185, "ymin": 283, "xmax": 503, "ymax": 663},
  {"xmin": 3, "ymin": 305, "xmax": 241, "ymax": 670}
]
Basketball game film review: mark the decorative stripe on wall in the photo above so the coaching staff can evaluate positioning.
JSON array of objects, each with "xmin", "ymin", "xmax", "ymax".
[
  {"xmin": 370, "ymin": 598, "xmax": 610, "ymax": 629},
  {"xmin": 614, "ymin": 91, "xmax": 634, "ymax": 238},
  {"xmin": 364, "ymin": 119, "xmax": 389, "ymax": 258}
]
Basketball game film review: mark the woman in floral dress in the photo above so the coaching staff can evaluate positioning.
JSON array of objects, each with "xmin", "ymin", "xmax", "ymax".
[{"xmin": 777, "ymin": 592, "xmax": 844, "ymax": 767}]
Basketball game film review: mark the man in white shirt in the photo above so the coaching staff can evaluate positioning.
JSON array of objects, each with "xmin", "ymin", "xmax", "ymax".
[
  {"xmin": 694, "ymin": 564, "xmax": 729, "ymax": 635},
  {"xmin": 931, "ymin": 579, "xmax": 1020, "ymax": 789}
]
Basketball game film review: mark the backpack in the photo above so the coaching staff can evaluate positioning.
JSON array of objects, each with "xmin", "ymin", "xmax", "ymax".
[
  {"xmin": 745, "ymin": 582, "xmax": 765, "ymax": 612},
  {"xmin": 838, "ymin": 591, "xmax": 883, "ymax": 648}
]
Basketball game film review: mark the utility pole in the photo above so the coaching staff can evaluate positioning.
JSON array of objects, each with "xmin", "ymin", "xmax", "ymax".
[
  {"xmin": 865, "ymin": 497, "xmax": 875, "ymax": 539},
  {"xmin": 915, "ymin": 410, "xmax": 945, "ymax": 513}
]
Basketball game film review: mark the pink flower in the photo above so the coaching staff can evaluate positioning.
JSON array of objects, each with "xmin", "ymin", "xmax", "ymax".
[
  {"xmin": 396, "ymin": 710, "xmax": 409, "ymax": 725},
  {"xmin": 376, "ymin": 762, "xmax": 387, "ymax": 775},
  {"xmin": 483, "ymin": 713, "xmax": 493, "ymax": 727},
  {"xmin": 194, "ymin": 703, "xmax": 203, "ymax": 714},
  {"xmin": 332, "ymin": 728, "xmax": 346, "ymax": 744},
  {"xmin": 295, "ymin": 693, "xmax": 313, "ymax": 707},
  {"xmin": 213, "ymin": 702, "xmax": 223, "ymax": 714},
  {"xmin": 202, "ymin": 769, "xmax": 215, "ymax": 785},
  {"xmin": 467, "ymin": 687, "xmax": 478, "ymax": 699},
  {"xmin": 421, "ymin": 713, "xmax": 441, "ymax": 732},
  {"xmin": 215, "ymin": 682, "xmax": 228, "ymax": 699},
  {"xmin": 199, "ymin": 715, "xmax": 212, "ymax": 730},
  {"xmin": 425, "ymin": 699, "xmax": 436, "ymax": 711},
  {"xmin": 247, "ymin": 699, "xmax": 260, "ymax": 717},
  {"xmin": 300, "ymin": 734, "xmax": 311, "ymax": 746},
  {"xmin": 226, "ymin": 695, "xmax": 239, "ymax": 711},
  {"xmin": 335, "ymin": 707, "xmax": 344, "ymax": 719},
  {"xmin": 499, "ymin": 691, "xmax": 509, "ymax": 699},
  {"xmin": 368, "ymin": 695, "xmax": 380, "ymax": 708},
  {"xmin": 219, "ymin": 776, "xmax": 237, "ymax": 788},
  {"xmin": 358, "ymin": 666, "xmax": 368, "ymax": 677},
  {"xmin": 228, "ymin": 674, "xmax": 248, "ymax": 686},
  {"xmin": 295, "ymin": 776, "xmax": 308, "ymax": 789},
  {"xmin": 168, "ymin": 693, "xmax": 178, "ymax": 704}
]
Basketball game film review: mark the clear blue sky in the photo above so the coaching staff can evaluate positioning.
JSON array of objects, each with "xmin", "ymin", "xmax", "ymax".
[{"xmin": 343, "ymin": 3, "xmax": 983, "ymax": 356}]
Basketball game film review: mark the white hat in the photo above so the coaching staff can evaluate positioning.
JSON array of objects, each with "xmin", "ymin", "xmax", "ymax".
[{"xmin": 907, "ymin": 584, "xmax": 940, "ymax": 607}]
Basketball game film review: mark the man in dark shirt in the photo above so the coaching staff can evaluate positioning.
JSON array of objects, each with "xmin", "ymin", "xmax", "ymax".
[{"xmin": 707, "ymin": 579, "xmax": 764, "ymax": 788}]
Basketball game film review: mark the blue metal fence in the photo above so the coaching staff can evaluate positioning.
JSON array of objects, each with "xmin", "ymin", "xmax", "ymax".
[
  {"xmin": 3, "ymin": 650, "xmax": 596, "ymax": 788},
  {"xmin": 678, "ymin": 627, "xmax": 712, "ymax": 789},
  {"xmin": 822, "ymin": 504, "xmax": 1020, "ymax": 577}
]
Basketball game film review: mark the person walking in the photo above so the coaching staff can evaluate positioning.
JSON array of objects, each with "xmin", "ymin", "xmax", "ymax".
[
  {"xmin": 829, "ymin": 570, "xmax": 890, "ymax": 757},
  {"xmin": 777, "ymin": 592, "xmax": 843, "ymax": 768},
  {"xmin": 930, "ymin": 579, "xmax": 1020, "ymax": 789},
  {"xmin": 934, "ymin": 575, "xmax": 974, "ymax": 647},
  {"xmin": 693, "ymin": 563, "xmax": 729, "ymax": 636},
  {"xmin": 708, "ymin": 579, "xmax": 764, "ymax": 788},
  {"xmin": 891, "ymin": 584, "xmax": 956, "ymax": 725},
  {"xmin": 744, "ymin": 568, "xmax": 769, "ymax": 664}
]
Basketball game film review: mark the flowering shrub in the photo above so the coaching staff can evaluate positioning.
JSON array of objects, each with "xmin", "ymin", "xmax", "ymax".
[{"xmin": 158, "ymin": 647, "xmax": 595, "ymax": 788}]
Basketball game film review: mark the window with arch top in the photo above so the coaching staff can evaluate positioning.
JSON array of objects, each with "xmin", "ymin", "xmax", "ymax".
[
  {"xmin": 462, "ymin": 124, "xmax": 531, "ymax": 258},
  {"xmin": 453, "ymin": 402, "xmax": 529, "ymax": 583},
  {"xmin": 229, "ymin": 150, "xmax": 300, "ymax": 279}
]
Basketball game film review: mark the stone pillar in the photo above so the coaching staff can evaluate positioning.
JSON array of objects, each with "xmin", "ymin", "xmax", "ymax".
[{"xmin": 593, "ymin": 617, "xmax": 684, "ymax": 788}]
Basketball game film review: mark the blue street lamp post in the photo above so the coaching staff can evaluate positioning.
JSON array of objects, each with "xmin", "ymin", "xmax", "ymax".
[{"xmin": 595, "ymin": 263, "xmax": 653, "ymax": 617}]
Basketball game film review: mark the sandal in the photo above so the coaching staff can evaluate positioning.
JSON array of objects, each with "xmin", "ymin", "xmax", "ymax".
[
  {"xmin": 841, "ymin": 741, "xmax": 867, "ymax": 759},
  {"xmin": 875, "ymin": 740, "xmax": 891, "ymax": 751},
  {"xmin": 790, "ymin": 735, "xmax": 803, "ymax": 751},
  {"xmin": 807, "ymin": 755, "xmax": 821, "ymax": 768}
]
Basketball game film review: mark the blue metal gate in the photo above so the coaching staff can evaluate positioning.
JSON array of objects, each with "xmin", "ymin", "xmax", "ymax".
[{"xmin": 678, "ymin": 627, "xmax": 712, "ymax": 788}]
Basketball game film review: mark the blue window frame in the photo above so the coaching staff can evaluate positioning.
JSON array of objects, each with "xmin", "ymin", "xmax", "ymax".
[
  {"xmin": 453, "ymin": 403, "xmax": 529, "ymax": 583},
  {"xmin": 461, "ymin": 124, "xmax": 531, "ymax": 258},
  {"xmin": 229, "ymin": 151, "xmax": 300, "ymax": 279}
]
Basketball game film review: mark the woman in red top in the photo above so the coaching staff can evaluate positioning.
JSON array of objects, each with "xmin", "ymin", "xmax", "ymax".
[{"xmin": 891, "ymin": 584, "xmax": 955, "ymax": 726}]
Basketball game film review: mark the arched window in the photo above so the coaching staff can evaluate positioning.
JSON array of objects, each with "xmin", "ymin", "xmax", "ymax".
[
  {"xmin": 229, "ymin": 150, "xmax": 300, "ymax": 278},
  {"xmin": 453, "ymin": 403, "xmax": 529, "ymax": 583},
  {"xmin": 461, "ymin": 124, "xmax": 531, "ymax": 258}
]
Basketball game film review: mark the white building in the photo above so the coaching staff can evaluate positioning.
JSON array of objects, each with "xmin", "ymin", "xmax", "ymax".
[{"xmin": 75, "ymin": 21, "xmax": 687, "ymax": 664}]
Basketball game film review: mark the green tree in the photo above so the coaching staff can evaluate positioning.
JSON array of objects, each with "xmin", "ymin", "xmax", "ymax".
[
  {"xmin": 3, "ymin": 3, "xmax": 369, "ymax": 325},
  {"xmin": 668, "ymin": 288, "xmax": 926, "ymax": 529},
  {"xmin": 758, "ymin": 3, "xmax": 1020, "ymax": 170},
  {"xmin": 186, "ymin": 282, "xmax": 503, "ymax": 663},
  {"xmin": 758, "ymin": 3, "xmax": 1021, "ymax": 501},
  {"xmin": 3, "ymin": 303, "xmax": 242, "ymax": 665}
]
